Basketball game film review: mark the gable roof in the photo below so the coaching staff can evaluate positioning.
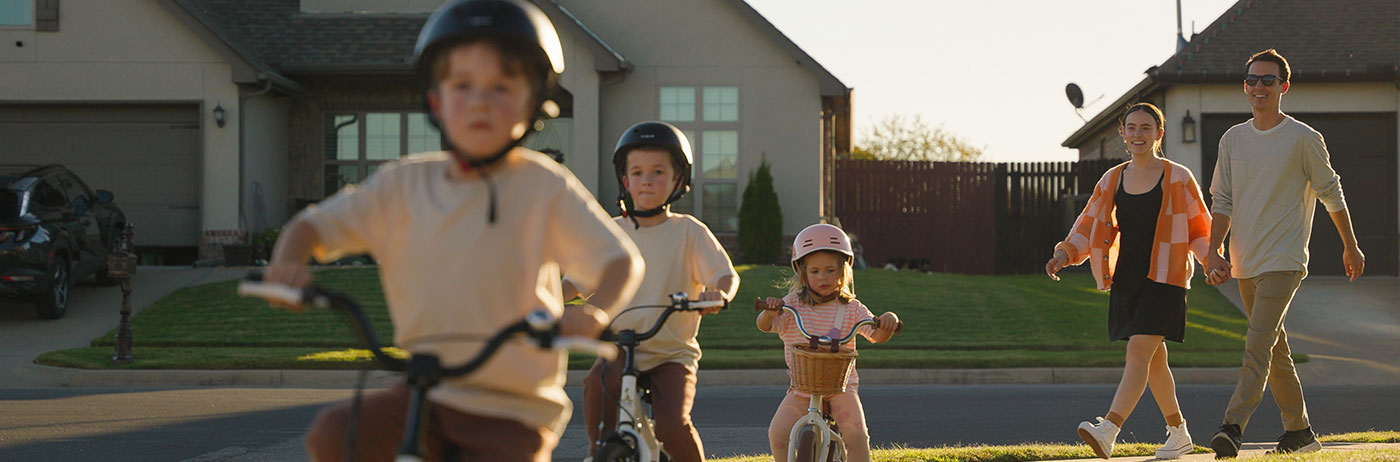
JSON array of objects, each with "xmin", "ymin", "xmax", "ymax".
[
  {"xmin": 165, "ymin": 0, "xmax": 628, "ymax": 81},
  {"xmin": 1151, "ymin": 0, "xmax": 1398, "ymax": 83},
  {"xmin": 1064, "ymin": 0, "xmax": 1399, "ymax": 147},
  {"xmin": 722, "ymin": 0, "xmax": 848, "ymax": 97}
]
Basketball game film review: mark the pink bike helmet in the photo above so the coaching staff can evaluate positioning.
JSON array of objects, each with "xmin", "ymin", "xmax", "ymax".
[{"xmin": 791, "ymin": 224, "xmax": 853, "ymax": 270}]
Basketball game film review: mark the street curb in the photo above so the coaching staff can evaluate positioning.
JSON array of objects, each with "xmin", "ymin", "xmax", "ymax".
[{"xmin": 5, "ymin": 362, "xmax": 1242, "ymax": 388}]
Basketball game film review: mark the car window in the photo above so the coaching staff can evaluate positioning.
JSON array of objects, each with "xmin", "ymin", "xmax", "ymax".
[
  {"xmin": 33, "ymin": 179, "xmax": 68, "ymax": 209},
  {"xmin": 57, "ymin": 173, "xmax": 92, "ymax": 204}
]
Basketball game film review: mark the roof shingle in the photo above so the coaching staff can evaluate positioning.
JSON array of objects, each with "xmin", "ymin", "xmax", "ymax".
[{"xmin": 1152, "ymin": 0, "xmax": 1398, "ymax": 83}]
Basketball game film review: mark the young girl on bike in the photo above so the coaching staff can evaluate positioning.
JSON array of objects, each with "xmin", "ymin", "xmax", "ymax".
[
  {"xmin": 1045, "ymin": 102, "xmax": 1212, "ymax": 460},
  {"xmin": 261, "ymin": 1, "xmax": 643, "ymax": 460},
  {"xmin": 757, "ymin": 223, "xmax": 900, "ymax": 462}
]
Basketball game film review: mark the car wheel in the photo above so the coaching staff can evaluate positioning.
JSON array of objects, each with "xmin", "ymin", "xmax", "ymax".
[{"xmin": 36, "ymin": 256, "xmax": 71, "ymax": 319}]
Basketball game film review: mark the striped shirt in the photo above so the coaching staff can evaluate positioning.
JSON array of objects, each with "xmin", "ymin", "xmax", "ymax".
[
  {"xmin": 1054, "ymin": 158, "xmax": 1213, "ymax": 291},
  {"xmin": 761, "ymin": 293, "xmax": 877, "ymax": 389}
]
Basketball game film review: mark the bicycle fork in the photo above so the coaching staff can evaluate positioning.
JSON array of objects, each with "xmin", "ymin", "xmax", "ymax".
[
  {"xmin": 615, "ymin": 374, "xmax": 663, "ymax": 462},
  {"xmin": 788, "ymin": 394, "xmax": 846, "ymax": 462}
]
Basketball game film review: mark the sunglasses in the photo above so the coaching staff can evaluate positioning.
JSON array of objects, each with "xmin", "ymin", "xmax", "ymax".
[{"xmin": 1244, "ymin": 74, "xmax": 1282, "ymax": 86}]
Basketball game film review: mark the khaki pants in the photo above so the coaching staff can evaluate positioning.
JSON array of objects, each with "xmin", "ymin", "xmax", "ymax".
[
  {"xmin": 1223, "ymin": 270, "xmax": 1311, "ymax": 432},
  {"xmin": 304, "ymin": 384, "xmax": 552, "ymax": 462}
]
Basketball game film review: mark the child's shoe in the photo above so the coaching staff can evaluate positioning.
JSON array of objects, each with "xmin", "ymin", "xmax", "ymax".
[
  {"xmin": 1077, "ymin": 417, "xmax": 1120, "ymax": 459},
  {"xmin": 1155, "ymin": 422, "xmax": 1193, "ymax": 459}
]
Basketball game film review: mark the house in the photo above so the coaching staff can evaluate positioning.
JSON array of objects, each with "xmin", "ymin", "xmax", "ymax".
[
  {"xmin": 0, "ymin": 0, "xmax": 851, "ymax": 263},
  {"xmin": 1062, "ymin": 0, "xmax": 1398, "ymax": 276}
]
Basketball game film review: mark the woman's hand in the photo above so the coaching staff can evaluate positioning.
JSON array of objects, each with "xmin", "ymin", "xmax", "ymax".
[{"xmin": 1045, "ymin": 249, "xmax": 1068, "ymax": 281}]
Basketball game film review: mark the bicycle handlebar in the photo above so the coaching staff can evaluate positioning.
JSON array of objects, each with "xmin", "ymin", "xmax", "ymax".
[
  {"xmin": 753, "ymin": 297, "xmax": 902, "ymax": 351},
  {"xmin": 617, "ymin": 292, "xmax": 728, "ymax": 344},
  {"xmin": 237, "ymin": 276, "xmax": 618, "ymax": 370}
]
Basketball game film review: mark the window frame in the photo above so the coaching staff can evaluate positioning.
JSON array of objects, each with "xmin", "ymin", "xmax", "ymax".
[
  {"xmin": 656, "ymin": 85, "xmax": 741, "ymax": 232},
  {"xmin": 323, "ymin": 111, "xmax": 442, "ymax": 196}
]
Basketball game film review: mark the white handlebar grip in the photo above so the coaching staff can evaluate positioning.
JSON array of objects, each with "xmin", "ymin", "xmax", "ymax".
[
  {"xmin": 554, "ymin": 338, "xmax": 619, "ymax": 361},
  {"xmin": 689, "ymin": 300, "xmax": 725, "ymax": 309},
  {"xmin": 237, "ymin": 281, "xmax": 305, "ymax": 306}
]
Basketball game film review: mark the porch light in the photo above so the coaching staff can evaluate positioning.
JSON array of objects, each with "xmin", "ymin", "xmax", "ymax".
[
  {"xmin": 1181, "ymin": 110, "xmax": 1196, "ymax": 143},
  {"xmin": 214, "ymin": 103, "xmax": 226, "ymax": 128}
]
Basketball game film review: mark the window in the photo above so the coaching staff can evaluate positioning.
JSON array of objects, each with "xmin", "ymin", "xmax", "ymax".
[
  {"xmin": 33, "ymin": 179, "xmax": 66, "ymax": 209},
  {"xmin": 0, "ymin": 0, "xmax": 32, "ymax": 27},
  {"xmin": 657, "ymin": 86, "xmax": 740, "ymax": 232},
  {"xmin": 659, "ymin": 86, "xmax": 695, "ymax": 122},
  {"xmin": 324, "ymin": 112, "xmax": 442, "ymax": 196},
  {"xmin": 702, "ymin": 87, "xmax": 738, "ymax": 122}
]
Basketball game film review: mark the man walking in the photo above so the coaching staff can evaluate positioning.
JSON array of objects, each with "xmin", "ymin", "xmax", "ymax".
[{"xmin": 1203, "ymin": 48, "xmax": 1367, "ymax": 458}]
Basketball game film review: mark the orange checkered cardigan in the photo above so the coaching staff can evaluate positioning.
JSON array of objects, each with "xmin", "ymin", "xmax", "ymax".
[{"xmin": 1054, "ymin": 159, "xmax": 1212, "ymax": 291}]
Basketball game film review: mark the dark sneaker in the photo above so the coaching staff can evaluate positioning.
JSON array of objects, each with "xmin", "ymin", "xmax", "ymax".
[
  {"xmin": 1267, "ymin": 427, "xmax": 1322, "ymax": 454},
  {"xmin": 1210, "ymin": 423, "xmax": 1242, "ymax": 459}
]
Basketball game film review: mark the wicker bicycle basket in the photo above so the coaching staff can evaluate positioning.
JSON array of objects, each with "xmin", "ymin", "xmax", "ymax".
[{"xmin": 789, "ymin": 344, "xmax": 858, "ymax": 395}]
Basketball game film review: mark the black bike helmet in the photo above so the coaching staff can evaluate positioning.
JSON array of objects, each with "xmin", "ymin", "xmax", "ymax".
[
  {"xmin": 413, "ymin": 0, "xmax": 564, "ymax": 118},
  {"xmin": 411, "ymin": 0, "xmax": 566, "ymax": 224},
  {"xmin": 612, "ymin": 121, "xmax": 693, "ymax": 225}
]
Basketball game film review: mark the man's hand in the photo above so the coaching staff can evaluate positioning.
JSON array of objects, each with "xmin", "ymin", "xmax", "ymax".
[
  {"xmin": 559, "ymin": 304, "xmax": 609, "ymax": 339},
  {"xmin": 1205, "ymin": 252, "xmax": 1232, "ymax": 286},
  {"xmin": 697, "ymin": 289, "xmax": 726, "ymax": 315},
  {"xmin": 1342, "ymin": 246, "xmax": 1366, "ymax": 282}
]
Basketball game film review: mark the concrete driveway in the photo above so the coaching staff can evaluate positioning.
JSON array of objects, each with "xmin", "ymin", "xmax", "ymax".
[
  {"xmin": 0, "ymin": 266, "xmax": 247, "ymax": 388},
  {"xmin": 1214, "ymin": 275, "xmax": 1400, "ymax": 386}
]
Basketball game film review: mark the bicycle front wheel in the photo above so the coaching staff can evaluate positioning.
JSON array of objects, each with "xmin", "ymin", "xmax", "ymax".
[
  {"xmin": 792, "ymin": 424, "xmax": 819, "ymax": 462},
  {"xmin": 595, "ymin": 435, "xmax": 639, "ymax": 462}
]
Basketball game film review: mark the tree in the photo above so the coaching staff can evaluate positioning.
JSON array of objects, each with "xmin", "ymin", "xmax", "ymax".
[
  {"xmin": 738, "ymin": 159, "xmax": 783, "ymax": 264},
  {"xmin": 851, "ymin": 114, "xmax": 985, "ymax": 162}
]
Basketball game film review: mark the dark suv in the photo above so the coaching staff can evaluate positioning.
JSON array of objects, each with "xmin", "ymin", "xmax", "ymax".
[{"xmin": 0, "ymin": 165, "xmax": 128, "ymax": 319}]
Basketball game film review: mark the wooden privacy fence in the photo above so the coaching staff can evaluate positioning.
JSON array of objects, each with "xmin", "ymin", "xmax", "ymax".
[{"xmin": 834, "ymin": 158, "xmax": 1118, "ymax": 274}]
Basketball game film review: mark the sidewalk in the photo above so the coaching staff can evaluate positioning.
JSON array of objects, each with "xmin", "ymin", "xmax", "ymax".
[{"xmin": 1043, "ymin": 442, "xmax": 1399, "ymax": 461}]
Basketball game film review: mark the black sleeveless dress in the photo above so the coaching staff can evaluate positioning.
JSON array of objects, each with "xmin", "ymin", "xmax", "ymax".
[{"xmin": 1108, "ymin": 170, "xmax": 1188, "ymax": 343}]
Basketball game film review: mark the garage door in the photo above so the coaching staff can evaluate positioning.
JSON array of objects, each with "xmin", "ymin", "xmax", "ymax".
[
  {"xmin": 1202, "ymin": 112, "xmax": 1398, "ymax": 276},
  {"xmin": 0, "ymin": 105, "xmax": 201, "ymax": 247}
]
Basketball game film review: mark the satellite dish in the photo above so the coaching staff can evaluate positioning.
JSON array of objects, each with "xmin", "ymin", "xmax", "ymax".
[{"xmin": 1066, "ymin": 83, "xmax": 1085, "ymax": 109}]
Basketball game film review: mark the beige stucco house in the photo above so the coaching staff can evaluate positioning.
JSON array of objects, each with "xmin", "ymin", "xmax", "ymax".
[
  {"xmin": 0, "ymin": 0, "xmax": 851, "ymax": 263},
  {"xmin": 1062, "ymin": 0, "xmax": 1398, "ymax": 276}
]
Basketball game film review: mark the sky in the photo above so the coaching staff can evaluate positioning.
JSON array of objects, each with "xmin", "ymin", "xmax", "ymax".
[{"xmin": 743, "ymin": 0, "xmax": 1241, "ymax": 162}]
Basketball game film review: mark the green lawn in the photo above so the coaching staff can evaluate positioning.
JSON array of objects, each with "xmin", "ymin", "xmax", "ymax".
[
  {"xmin": 708, "ymin": 433, "xmax": 1400, "ymax": 462},
  {"xmin": 38, "ymin": 265, "xmax": 1263, "ymax": 370}
]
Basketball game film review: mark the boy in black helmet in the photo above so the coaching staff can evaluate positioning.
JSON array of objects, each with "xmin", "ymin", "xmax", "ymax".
[
  {"xmin": 565, "ymin": 121, "xmax": 739, "ymax": 462},
  {"xmin": 260, "ymin": 0, "xmax": 643, "ymax": 460}
]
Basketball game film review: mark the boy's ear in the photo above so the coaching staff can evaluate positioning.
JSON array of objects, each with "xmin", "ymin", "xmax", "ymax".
[{"xmin": 427, "ymin": 88, "xmax": 443, "ymax": 120}]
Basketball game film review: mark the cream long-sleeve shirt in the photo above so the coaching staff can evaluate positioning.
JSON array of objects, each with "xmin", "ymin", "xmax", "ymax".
[{"xmin": 1210, "ymin": 116, "xmax": 1347, "ymax": 279}]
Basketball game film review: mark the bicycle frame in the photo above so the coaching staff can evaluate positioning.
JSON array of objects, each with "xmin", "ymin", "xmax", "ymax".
[
  {"xmin": 597, "ymin": 292, "xmax": 726, "ymax": 462},
  {"xmin": 754, "ymin": 298, "xmax": 901, "ymax": 462}
]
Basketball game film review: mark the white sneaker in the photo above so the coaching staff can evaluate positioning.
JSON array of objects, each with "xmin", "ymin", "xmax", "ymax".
[
  {"xmin": 1078, "ymin": 417, "xmax": 1120, "ymax": 459},
  {"xmin": 1155, "ymin": 423, "xmax": 1194, "ymax": 459}
]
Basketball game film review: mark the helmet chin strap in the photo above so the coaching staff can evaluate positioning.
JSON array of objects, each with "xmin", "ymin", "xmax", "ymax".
[
  {"xmin": 617, "ymin": 195, "xmax": 667, "ymax": 229},
  {"xmin": 451, "ymin": 121, "xmax": 534, "ymax": 225}
]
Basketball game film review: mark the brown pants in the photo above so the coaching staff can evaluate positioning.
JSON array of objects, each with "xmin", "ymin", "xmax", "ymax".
[
  {"xmin": 1224, "ymin": 270, "xmax": 1311, "ymax": 432},
  {"xmin": 583, "ymin": 359, "xmax": 705, "ymax": 462},
  {"xmin": 304, "ymin": 384, "xmax": 553, "ymax": 462}
]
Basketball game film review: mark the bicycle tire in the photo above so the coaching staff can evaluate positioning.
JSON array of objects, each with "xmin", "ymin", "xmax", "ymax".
[
  {"xmin": 793, "ymin": 425, "xmax": 819, "ymax": 462},
  {"xmin": 595, "ymin": 437, "xmax": 638, "ymax": 462}
]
